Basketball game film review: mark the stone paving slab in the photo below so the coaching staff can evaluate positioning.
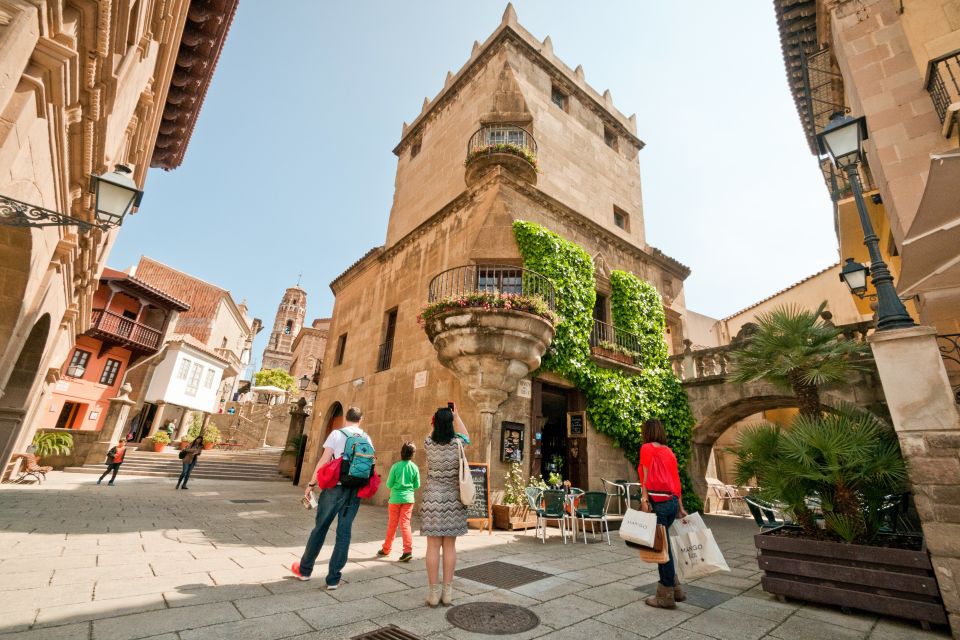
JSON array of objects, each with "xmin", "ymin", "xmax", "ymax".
[{"xmin": 0, "ymin": 473, "xmax": 950, "ymax": 640}]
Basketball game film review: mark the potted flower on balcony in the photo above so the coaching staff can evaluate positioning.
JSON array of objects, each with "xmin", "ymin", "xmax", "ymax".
[
  {"xmin": 150, "ymin": 431, "xmax": 170, "ymax": 453},
  {"xmin": 492, "ymin": 463, "xmax": 539, "ymax": 531},
  {"xmin": 590, "ymin": 340, "xmax": 637, "ymax": 365},
  {"xmin": 202, "ymin": 425, "xmax": 221, "ymax": 450},
  {"xmin": 734, "ymin": 409, "xmax": 946, "ymax": 626}
]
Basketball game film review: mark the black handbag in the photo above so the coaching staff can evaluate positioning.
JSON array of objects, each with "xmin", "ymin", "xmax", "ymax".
[{"xmin": 178, "ymin": 449, "xmax": 187, "ymax": 460}]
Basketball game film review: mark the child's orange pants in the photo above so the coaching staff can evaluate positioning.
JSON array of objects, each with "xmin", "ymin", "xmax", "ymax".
[{"xmin": 382, "ymin": 502, "xmax": 413, "ymax": 554}]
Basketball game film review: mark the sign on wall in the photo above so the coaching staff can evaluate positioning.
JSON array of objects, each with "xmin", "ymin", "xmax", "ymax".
[
  {"xmin": 414, "ymin": 371, "xmax": 427, "ymax": 389},
  {"xmin": 500, "ymin": 422, "xmax": 525, "ymax": 462},
  {"xmin": 567, "ymin": 411, "xmax": 586, "ymax": 438},
  {"xmin": 516, "ymin": 379, "xmax": 532, "ymax": 399}
]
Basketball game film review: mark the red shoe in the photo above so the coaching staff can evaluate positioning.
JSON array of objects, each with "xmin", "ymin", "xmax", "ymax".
[{"xmin": 290, "ymin": 562, "xmax": 311, "ymax": 581}]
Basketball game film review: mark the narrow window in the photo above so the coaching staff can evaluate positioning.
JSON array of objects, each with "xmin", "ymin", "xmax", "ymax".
[
  {"xmin": 204, "ymin": 368, "xmax": 216, "ymax": 389},
  {"xmin": 604, "ymin": 125, "xmax": 619, "ymax": 151},
  {"xmin": 613, "ymin": 206, "xmax": 629, "ymax": 231},
  {"xmin": 411, "ymin": 140, "xmax": 421, "ymax": 158},
  {"xmin": 177, "ymin": 358, "xmax": 191, "ymax": 380},
  {"xmin": 68, "ymin": 349, "xmax": 92, "ymax": 377},
  {"xmin": 334, "ymin": 333, "xmax": 347, "ymax": 366},
  {"xmin": 185, "ymin": 363, "xmax": 203, "ymax": 396},
  {"xmin": 377, "ymin": 309, "xmax": 398, "ymax": 372},
  {"xmin": 551, "ymin": 85, "xmax": 567, "ymax": 111},
  {"xmin": 284, "ymin": 320, "xmax": 293, "ymax": 335},
  {"xmin": 99, "ymin": 359, "xmax": 122, "ymax": 386},
  {"xmin": 221, "ymin": 337, "xmax": 228, "ymax": 348}
]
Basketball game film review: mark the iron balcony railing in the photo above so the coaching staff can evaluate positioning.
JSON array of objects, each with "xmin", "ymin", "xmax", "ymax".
[
  {"xmin": 427, "ymin": 264, "xmax": 555, "ymax": 311},
  {"xmin": 376, "ymin": 340, "xmax": 394, "ymax": 372},
  {"xmin": 89, "ymin": 309, "xmax": 162, "ymax": 351},
  {"xmin": 937, "ymin": 334, "xmax": 960, "ymax": 404},
  {"xmin": 927, "ymin": 50, "xmax": 960, "ymax": 124},
  {"xmin": 466, "ymin": 124, "xmax": 537, "ymax": 165},
  {"xmin": 589, "ymin": 319, "xmax": 643, "ymax": 367},
  {"xmin": 821, "ymin": 157, "xmax": 877, "ymax": 202}
]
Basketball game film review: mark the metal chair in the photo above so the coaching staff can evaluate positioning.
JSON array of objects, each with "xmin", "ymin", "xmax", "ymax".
[
  {"xmin": 601, "ymin": 478, "xmax": 625, "ymax": 515},
  {"xmin": 576, "ymin": 491, "xmax": 611, "ymax": 544},
  {"xmin": 524, "ymin": 486, "xmax": 542, "ymax": 537},
  {"xmin": 744, "ymin": 496, "xmax": 784, "ymax": 530},
  {"xmin": 565, "ymin": 488, "xmax": 585, "ymax": 539},
  {"xmin": 536, "ymin": 490, "xmax": 569, "ymax": 543}
]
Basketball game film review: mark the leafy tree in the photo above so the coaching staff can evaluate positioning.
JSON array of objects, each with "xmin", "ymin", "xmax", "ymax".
[
  {"xmin": 254, "ymin": 368, "xmax": 295, "ymax": 393},
  {"xmin": 729, "ymin": 302, "xmax": 868, "ymax": 416}
]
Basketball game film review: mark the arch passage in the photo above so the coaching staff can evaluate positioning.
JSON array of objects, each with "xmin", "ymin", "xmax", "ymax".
[
  {"xmin": 0, "ymin": 314, "xmax": 52, "ymax": 469},
  {"xmin": 324, "ymin": 402, "xmax": 344, "ymax": 437}
]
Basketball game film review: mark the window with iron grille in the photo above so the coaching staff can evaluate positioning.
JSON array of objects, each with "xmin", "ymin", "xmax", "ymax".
[
  {"xmin": 99, "ymin": 359, "xmax": 122, "ymax": 386},
  {"xmin": 377, "ymin": 309, "xmax": 398, "ymax": 372},
  {"xmin": 335, "ymin": 333, "xmax": 347, "ymax": 366},
  {"xmin": 478, "ymin": 266, "xmax": 523, "ymax": 295},
  {"xmin": 177, "ymin": 358, "xmax": 191, "ymax": 380},
  {"xmin": 185, "ymin": 363, "xmax": 203, "ymax": 396},
  {"xmin": 551, "ymin": 86, "xmax": 567, "ymax": 111}
]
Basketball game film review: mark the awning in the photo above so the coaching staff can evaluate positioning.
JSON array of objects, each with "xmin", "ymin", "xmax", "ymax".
[
  {"xmin": 250, "ymin": 385, "xmax": 287, "ymax": 395},
  {"xmin": 899, "ymin": 150, "xmax": 960, "ymax": 296}
]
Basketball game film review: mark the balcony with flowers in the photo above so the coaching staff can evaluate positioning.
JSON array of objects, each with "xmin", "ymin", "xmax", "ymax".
[{"xmin": 464, "ymin": 124, "xmax": 538, "ymax": 187}]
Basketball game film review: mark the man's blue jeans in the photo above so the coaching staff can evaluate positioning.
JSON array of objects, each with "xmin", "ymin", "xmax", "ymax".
[
  {"xmin": 652, "ymin": 496, "xmax": 679, "ymax": 587},
  {"xmin": 298, "ymin": 485, "xmax": 360, "ymax": 585}
]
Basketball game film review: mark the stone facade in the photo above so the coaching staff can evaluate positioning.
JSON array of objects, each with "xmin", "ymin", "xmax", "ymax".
[
  {"xmin": 0, "ymin": 0, "xmax": 235, "ymax": 474},
  {"xmin": 261, "ymin": 287, "xmax": 307, "ymax": 373},
  {"xmin": 303, "ymin": 7, "xmax": 689, "ymax": 503},
  {"xmin": 290, "ymin": 318, "xmax": 329, "ymax": 386}
]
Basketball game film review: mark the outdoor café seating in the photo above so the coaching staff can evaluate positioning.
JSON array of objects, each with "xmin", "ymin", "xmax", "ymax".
[{"xmin": 575, "ymin": 491, "xmax": 611, "ymax": 544}]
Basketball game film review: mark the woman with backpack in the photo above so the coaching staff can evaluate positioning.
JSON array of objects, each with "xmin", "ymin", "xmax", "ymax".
[
  {"xmin": 176, "ymin": 436, "xmax": 203, "ymax": 490},
  {"xmin": 421, "ymin": 403, "xmax": 470, "ymax": 607},
  {"xmin": 639, "ymin": 418, "xmax": 687, "ymax": 610}
]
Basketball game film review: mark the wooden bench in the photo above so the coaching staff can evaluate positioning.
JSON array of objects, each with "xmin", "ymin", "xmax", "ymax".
[{"xmin": 5, "ymin": 454, "xmax": 52, "ymax": 484}]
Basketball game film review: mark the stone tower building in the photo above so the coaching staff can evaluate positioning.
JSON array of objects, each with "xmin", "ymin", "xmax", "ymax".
[
  {"xmin": 261, "ymin": 287, "xmax": 307, "ymax": 372},
  {"xmin": 303, "ymin": 5, "xmax": 690, "ymax": 502}
]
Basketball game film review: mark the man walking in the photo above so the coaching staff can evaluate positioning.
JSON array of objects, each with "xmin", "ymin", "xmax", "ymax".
[{"xmin": 291, "ymin": 406, "xmax": 372, "ymax": 589}]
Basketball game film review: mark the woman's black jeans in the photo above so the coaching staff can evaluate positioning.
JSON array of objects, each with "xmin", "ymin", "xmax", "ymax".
[
  {"xmin": 651, "ymin": 496, "xmax": 679, "ymax": 587},
  {"xmin": 177, "ymin": 461, "xmax": 196, "ymax": 488}
]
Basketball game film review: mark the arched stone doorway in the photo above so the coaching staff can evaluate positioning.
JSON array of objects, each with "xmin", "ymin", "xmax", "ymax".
[
  {"xmin": 324, "ymin": 402, "xmax": 344, "ymax": 437},
  {"xmin": 0, "ymin": 314, "xmax": 52, "ymax": 469},
  {"xmin": 0, "ymin": 226, "xmax": 33, "ymax": 381}
]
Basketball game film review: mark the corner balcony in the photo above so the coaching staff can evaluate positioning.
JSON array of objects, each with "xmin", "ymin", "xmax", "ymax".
[
  {"xmin": 589, "ymin": 319, "xmax": 643, "ymax": 372},
  {"xmin": 464, "ymin": 124, "xmax": 538, "ymax": 187},
  {"xmin": 89, "ymin": 309, "xmax": 162, "ymax": 353}
]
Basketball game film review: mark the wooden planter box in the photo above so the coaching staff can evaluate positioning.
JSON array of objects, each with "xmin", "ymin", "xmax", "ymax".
[
  {"xmin": 492, "ymin": 504, "xmax": 538, "ymax": 531},
  {"xmin": 755, "ymin": 527, "xmax": 946, "ymax": 626},
  {"xmin": 590, "ymin": 346, "xmax": 634, "ymax": 365}
]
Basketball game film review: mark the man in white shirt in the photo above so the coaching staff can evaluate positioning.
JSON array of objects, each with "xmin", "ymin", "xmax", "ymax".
[{"xmin": 291, "ymin": 406, "xmax": 372, "ymax": 589}]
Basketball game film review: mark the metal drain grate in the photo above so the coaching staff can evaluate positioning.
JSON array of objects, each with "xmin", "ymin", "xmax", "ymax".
[
  {"xmin": 350, "ymin": 625, "xmax": 423, "ymax": 640},
  {"xmin": 446, "ymin": 602, "xmax": 540, "ymax": 635},
  {"xmin": 455, "ymin": 561, "xmax": 551, "ymax": 589},
  {"xmin": 229, "ymin": 499, "xmax": 269, "ymax": 504},
  {"xmin": 635, "ymin": 582, "xmax": 735, "ymax": 609}
]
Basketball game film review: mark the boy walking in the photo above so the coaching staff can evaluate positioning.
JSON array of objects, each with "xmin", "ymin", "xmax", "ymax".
[
  {"xmin": 377, "ymin": 442, "xmax": 420, "ymax": 562},
  {"xmin": 292, "ymin": 407, "xmax": 373, "ymax": 589},
  {"xmin": 98, "ymin": 440, "xmax": 126, "ymax": 485}
]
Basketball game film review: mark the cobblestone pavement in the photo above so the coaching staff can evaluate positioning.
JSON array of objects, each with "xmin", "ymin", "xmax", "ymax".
[{"xmin": 0, "ymin": 473, "xmax": 946, "ymax": 639}]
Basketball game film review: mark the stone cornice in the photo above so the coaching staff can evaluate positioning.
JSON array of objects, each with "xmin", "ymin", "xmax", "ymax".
[
  {"xmin": 393, "ymin": 23, "xmax": 643, "ymax": 157},
  {"xmin": 329, "ymin": 246, "xmax": 384, "ymax": 294}
]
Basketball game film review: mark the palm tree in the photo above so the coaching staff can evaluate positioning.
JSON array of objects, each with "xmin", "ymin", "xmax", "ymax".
[{"xmin": 729, "ymin": 302, "xmax": 869, "ymax": 416}]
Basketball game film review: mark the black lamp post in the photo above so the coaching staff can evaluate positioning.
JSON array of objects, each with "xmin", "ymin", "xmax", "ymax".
[
  {"xmin": 0, "ymin": 165, "xmax": 143, "ymax": 232},
  {"xmin": 298, "ymin": 375, "xmax": 310, "ymax": 391},
  {"xmin": 817, "ymin": 113, "xmax": 915, "ymax": 331}
]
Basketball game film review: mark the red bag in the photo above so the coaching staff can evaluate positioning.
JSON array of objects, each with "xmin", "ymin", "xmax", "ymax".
[
  {"xmin": 316, "ymin": 456, "xmax": 342, "ymax": 489},
  {"xmin": 357, "ymin": 472, "xmax": 381, "ymax": 499}
]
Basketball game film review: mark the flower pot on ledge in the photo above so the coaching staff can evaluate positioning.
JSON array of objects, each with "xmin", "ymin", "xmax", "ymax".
[{"xmin": 591, "ymin": 346, "xmax": 634, "ymax": 365}]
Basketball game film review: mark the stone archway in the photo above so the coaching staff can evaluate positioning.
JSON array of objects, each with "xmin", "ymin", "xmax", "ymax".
[
  {"xmin": 0, "ymin": 314, "xmax": 52, "ymax": 470},
  {"xmin": 0, "ymin": 226, "xmax": 33, "ymax": 380},
  {"xmin": 323, "ymin": 402, "xmax": 344, "ymax": 437}
]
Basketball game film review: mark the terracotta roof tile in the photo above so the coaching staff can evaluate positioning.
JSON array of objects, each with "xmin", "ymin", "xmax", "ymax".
[{"xmin": 133, "ymin": 257, "xmax": 228, "ymax": 344}]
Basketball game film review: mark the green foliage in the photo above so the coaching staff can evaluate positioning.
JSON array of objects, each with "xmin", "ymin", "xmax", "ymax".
[
  {"xmin": 254, "ymin": 368, "xmax": 296, "ymax": 393},
  {"xmin": 733, "ymin": 406, "xmax": 909, "ymax": 544},
  {"xmin": 419, "ymin": 292, "xmax": 556, "ymax": 326},
  {"xmin": 150, "ymin": 431, "xmax": 171, "ymax": 445},
  {"xmin": 501, "ymin": 462, "xmax": 527, "ymax": 505},
  {"xmin": 202, "ymin": 425, "xmax": 221, "ymax": 444},
  {"xmin": 32, "ymin": 431, "xmax": 74, "ymax": 458},
  {"xmin": 527, "ymin": 474, "xmax": 548, "ymax": 490},
  {"xmin": 465, "ymin": 143, "xmax": 538, "ymax": 169},
  {"xmin": 547, "ymin": 472, "xmax": 563, "ymax": 487},
  {"xmin": 513, "ymin": 221, "xmax": 701, "ymax": 513}
]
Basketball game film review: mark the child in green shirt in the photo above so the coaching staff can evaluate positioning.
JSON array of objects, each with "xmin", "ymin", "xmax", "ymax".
[{"xmin": 378, "ymin": 442, "xmax": 420, "ymax": 562}]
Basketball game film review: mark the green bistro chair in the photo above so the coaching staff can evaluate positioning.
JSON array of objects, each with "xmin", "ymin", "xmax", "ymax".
[
  {"xmin": 524, "ymin": 486, "xmax": 542, "ymax": 538},
  {"xmin": 537, "ymin": 490, "xmax": 569, "ymax": 544},
  {"xmin": 576, "ymin": 491, "xmax": 611, "ymax": 544}
]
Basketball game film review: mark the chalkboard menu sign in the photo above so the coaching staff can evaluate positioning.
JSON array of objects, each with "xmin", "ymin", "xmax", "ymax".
[
  {"xmin": 567, "ymin": 411, "xmax": 586, "ymax": 438},
  {"xmin": 466, "ymin": 462, "xmax": 492, "ymax": 534}
]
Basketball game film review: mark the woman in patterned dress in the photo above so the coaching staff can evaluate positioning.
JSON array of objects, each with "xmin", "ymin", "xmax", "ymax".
[{"xmin": 421, "ymin": 404, "xmax": 470, "ymax": 607}]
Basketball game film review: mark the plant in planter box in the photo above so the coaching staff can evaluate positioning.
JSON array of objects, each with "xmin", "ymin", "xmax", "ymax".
[
  {"xmin": 32, "ymin": 431, "xmax": 74, "ymax": 462},
  {"xmin": 493, "ymin": 463, "xmax": 538, "ymax": 530},
  {"xmin": 202, "ymin": 425, "xmax": 221, "ymax": 449},
  {"xmin": 547, "ymin": 471, "xmax": 563, "ymax": 488},
  {"xmin": 150, "ymin": 431, "xmax": 170, "ymax": 452}
]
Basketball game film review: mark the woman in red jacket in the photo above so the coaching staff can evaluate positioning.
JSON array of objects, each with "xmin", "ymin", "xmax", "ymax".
[{"xmin": 638, "ymin": 419, "xmax": 687, "ymax": 609}]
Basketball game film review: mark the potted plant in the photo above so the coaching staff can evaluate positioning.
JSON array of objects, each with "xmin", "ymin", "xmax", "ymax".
[
  {"xmin": 547, "ymin": 471, "xmax": 563, "ymax": 489},
  {"xmin": 180, "ymin": 415, "xmax": 203, "ymax": 449},
  {"xmin": 202, "ymin": 424, "xmax": 221, "ymax": 450},
  {"xmin": 590, "ymin": 340, "xmax": 637, "ymax": 365},
  {"xmin": 150, "ymin": 431, "xmax": 170, "ymax": 452},
  {"xmin": 493, "ymin": 463, "xmax": 539, "ymax": 530},
  {"xmin": 734, "ymin": 408, "xmax": 946, "ymax": 626},
  {"xmin": 31, "ymin": 431, "xmax": 74, "ymax": 464}
]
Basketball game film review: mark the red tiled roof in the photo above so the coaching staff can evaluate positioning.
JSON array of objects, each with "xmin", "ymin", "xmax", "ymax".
[
  {"xmin": 100, "ymin": 267, "xmax": 191, "ymax": 311},
  {"xmin": 133, "ymin": 257, "xmax": 228, "ymax": 344}
]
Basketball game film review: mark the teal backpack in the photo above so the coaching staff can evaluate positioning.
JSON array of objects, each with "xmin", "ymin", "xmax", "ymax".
[{"xmin": 338, "ymin": 429, "xmax": 375, "ymax": 487}]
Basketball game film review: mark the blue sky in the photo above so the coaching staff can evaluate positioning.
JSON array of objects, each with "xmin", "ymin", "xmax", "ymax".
[{"xmin": 110, "ymin": 1, "xmax": 839, "ymax": 370}]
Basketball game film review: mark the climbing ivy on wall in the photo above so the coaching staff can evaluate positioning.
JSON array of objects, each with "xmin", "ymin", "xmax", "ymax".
[{"xmin": 513, "ymin": 221, "xmax": 702, "ymax": 512}]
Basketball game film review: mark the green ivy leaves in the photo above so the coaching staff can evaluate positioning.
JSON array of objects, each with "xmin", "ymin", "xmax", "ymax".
[{"xmin": 513, "ymin": 221, "xmax": 702, "ymax": 513}]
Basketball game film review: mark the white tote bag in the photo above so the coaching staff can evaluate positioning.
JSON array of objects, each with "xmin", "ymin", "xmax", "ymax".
[
  {"xmin": 669, "ymin": 514, "xmax": 730, "ymax": 581},
  {"xmin": 456, "ymin": 439, "xmax": 475, "ymax": 507},
  {"xmin": 618, "ymin": 508, "xmax": 658, "ymax": 547}
]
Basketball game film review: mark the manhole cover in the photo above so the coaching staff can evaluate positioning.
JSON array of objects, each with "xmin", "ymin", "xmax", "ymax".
[
  {"xmin": 635, "ymin": 582, "xmax": 735, "ymax": 609},
  {"xmin": 455, "ymin": 561, "xmax": 551, "ymax": 589},
  {"xmin": 446, "ymin": 602, "xmax": 540, "ymax": 635},
  {"xmin": 351, "ymin": 624, "xmax": 423, "ymax": 639},
  {"xmin": 229, "ymin": 499, "xmax": 269, "ymax": 504}
]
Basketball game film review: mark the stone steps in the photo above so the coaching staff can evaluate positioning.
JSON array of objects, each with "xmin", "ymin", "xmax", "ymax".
[{"xmin": 63, "ymin": 446, "xmax": 287, "ymax": 482}]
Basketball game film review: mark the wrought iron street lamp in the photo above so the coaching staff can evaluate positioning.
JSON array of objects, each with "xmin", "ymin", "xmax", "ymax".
[
  {"xmin": 299, "ymin": 375, "xmax": 310, "ymax": 391},
  {"xmin": 817, "ymin": 113, "xmax": 915, "ymax": 331},
  {"xmin": 839, "ymin": 258, "xmax": 870, "ymax": 298},
  {"xmin": 0, "ymin": 165, "xmax": 143, "ymax": 232}
]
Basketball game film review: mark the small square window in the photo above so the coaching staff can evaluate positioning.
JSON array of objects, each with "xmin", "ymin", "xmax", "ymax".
[
  {"xmin": 411, "ymin": 141, "xmax": 421, "ymax": 158},
  {"xmin": 551, "ymin": 86, "xmax": 567, "ymax": 111},
  {"xmin": 613, "ymin": 207, "xmax": 629, "ymax": 231},
  {"xmin": 604, "ymin": 126, "xmax": 619, "ymax": 151}
]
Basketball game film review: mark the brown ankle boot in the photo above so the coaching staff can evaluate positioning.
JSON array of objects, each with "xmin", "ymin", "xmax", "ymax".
[
  {"xmin": 644, "ymin": 582, "xmax": 677, "ymax": 609},
  {"xmin": 674, "ymin": 581, "xmax": 686, "ymax": 602}
]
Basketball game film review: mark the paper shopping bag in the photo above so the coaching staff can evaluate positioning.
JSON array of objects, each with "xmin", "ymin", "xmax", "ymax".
[
  {"xmin": 618, "ymin": 508, "xmax": 658, "ymax": 547},
  {"xmin": 636, "ymin": 525, "xmax": 670, "ymax": 564},
  {"xmin": 669, "ymin": 511, "xmax": 707, "ymax": 537},
  {"xmin": 670, "ymin": 527, "xmax": 730, "ymax": 581}
]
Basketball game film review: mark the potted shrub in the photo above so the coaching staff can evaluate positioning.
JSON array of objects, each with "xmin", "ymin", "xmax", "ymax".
[
  {"xmin": 31, "ymin": 431, "xmax": 74, "ymax": 464},
  {"xmin": 493, "ymin": 463, "xmax": 539, "ymax": 530},
  {"xmin": 734, "ymin": 409, "xmax": 946, "ymax": 626},
  {"xmin": 202, "ymin": 425, "xmax": 221, "ymax": 450},
  {"xmin": 180, "ymin": 416, "xmax": 203, "ymax": 449},
  {"xmin": 150, "ymin": 431, "xmax": 170, "ymax": 452}
]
